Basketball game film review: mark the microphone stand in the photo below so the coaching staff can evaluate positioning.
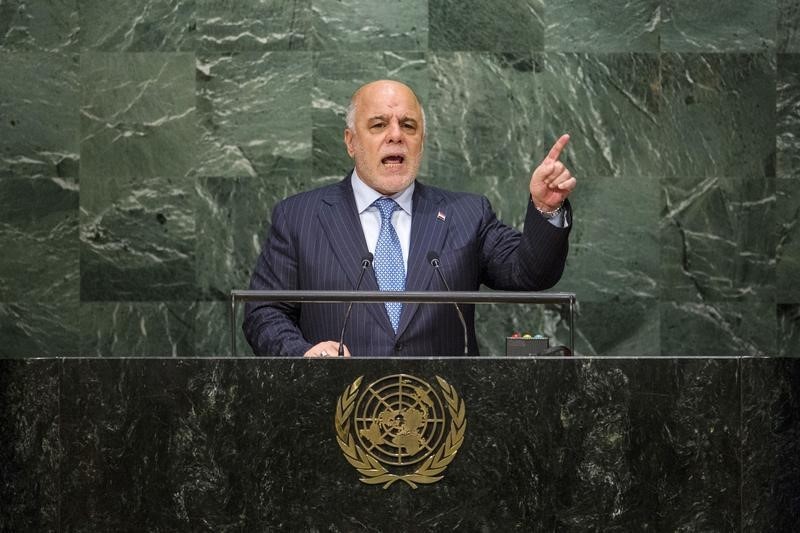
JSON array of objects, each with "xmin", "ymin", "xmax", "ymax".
[
  {"xmin": 338, "ymin": 253, "xmax": 374, "ymax": 356},
  {"xmin": 428, "ymin": 252, "xmax": 469, "ymax": 355}
]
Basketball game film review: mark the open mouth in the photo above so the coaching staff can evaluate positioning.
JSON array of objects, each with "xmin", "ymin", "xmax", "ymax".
[{"xmin": 381, "ymin": 155, "xmax": 405, "ymax": 165}]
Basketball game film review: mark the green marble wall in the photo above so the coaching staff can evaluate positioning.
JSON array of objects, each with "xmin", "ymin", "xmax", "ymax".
[{"xmin": 1, "ymin": 0, "xmax": 798, "ymax": 356}]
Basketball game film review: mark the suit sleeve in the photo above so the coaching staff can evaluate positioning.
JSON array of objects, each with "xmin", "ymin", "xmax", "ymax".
[
  {"xmin": 242, "ymin": 201, "xmax": 313, "ymax": 356},
  {"xmin": 479, "ymin": 198, "xmax": 571, "ymax": 291}
]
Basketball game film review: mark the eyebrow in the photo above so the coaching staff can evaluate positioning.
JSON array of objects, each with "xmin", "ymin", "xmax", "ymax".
[{"xmin": 367, "ymin": 114, "xmax": 419, "ymax": 124}]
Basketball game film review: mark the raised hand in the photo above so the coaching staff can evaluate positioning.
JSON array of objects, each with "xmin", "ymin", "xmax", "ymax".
[{"xmin": 529, "ymin": 134, "xmax": 577, "ymax": 212}]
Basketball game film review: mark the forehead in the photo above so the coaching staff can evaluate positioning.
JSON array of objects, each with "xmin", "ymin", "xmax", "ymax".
[{"xmin": 355, "ymin": 82, "xmax": 421, "ymax": 119}]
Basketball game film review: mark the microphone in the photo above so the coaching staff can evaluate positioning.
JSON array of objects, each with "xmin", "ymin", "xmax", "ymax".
[
  {"xmin": 427, "ymin": 251, "xmax": 469, "ymax": 355},
  {"xmin": 338, "ymin": 253, "xmax": 374, "ymax": 356}
]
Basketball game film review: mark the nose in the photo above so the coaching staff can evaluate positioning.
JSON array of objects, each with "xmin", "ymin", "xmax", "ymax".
[{"xmin": 386, "ymin": 119, "xmax": 403, "ymax": 143}]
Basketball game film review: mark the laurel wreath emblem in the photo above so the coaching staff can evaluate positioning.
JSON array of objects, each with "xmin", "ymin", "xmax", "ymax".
[{"xmin": 334, "ymin": 375, "xmax": 466, "ymax": 489}]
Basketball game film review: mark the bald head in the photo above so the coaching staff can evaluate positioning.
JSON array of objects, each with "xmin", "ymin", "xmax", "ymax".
[{"xmin": 346, "ymin": 80, "xmax": 426, "ymax": 136}]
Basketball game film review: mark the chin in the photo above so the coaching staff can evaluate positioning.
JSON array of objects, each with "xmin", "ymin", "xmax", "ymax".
[
  {"xmin": 376, "ymin": 174, "xmax": 414, "ymax": 194},
  {"xmin": 356, "ymin": 161, "xmax": 418, "ymax": 194}
]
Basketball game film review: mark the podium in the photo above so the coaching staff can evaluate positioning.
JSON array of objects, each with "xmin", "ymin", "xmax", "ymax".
[{"xmin": 2, "ymin": 356, "xmax": 798, "ymax": 531}]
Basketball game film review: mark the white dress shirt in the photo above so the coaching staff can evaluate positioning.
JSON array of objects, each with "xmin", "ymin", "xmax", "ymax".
[{"xmin": 351, "ymin": 169, "xmax": 413, "ymax": 270}]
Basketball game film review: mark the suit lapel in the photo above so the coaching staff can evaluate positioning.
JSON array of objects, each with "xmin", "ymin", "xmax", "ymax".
[
  {"xmin": 396, "ymin": 182, "xmax": 449, "ymax": 337},
  {"xmin": 319, "ymin": 175, "xmax": 393, "ymax": 335}
]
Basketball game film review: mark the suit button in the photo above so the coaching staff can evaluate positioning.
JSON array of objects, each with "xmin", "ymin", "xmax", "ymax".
[{"xmin": 395, "ymin": 342, "xmax": 404, "ymax": 353}]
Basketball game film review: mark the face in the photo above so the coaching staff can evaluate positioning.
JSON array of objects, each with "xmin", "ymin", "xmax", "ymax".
[{"xmin": 344, "ymin": 81, "xmax": 424, "ymax": 195}]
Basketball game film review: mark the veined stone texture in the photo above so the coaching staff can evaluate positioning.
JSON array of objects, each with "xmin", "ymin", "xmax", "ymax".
[
  {"xmin": 661, "ymin": 0, "xmax": 777, "ymax": 52},
  {"xmin": 3, "ymin": 357, "xmax": 795, "ymax": 529},
  {"xmin": 779, "ymin": 0, "xmax": 800, "ymax": 52},
  {"xmin": 194, "ymin": 52, "xmax": 312, "ymax": 179},
  {"xmin": 545, "ymin": 0, "xmax": 661, "ymax": 52},
  {"xmin": 661, "ymin": 176, "xmax": 776, "ymax": 303},
  {"xmin": 778, "ymin": 54, "xmax": 800, "ymax": 178},
  {"xmin": 0, "ymin": 2, "xmax": 795, "ymax": 356},
  {"xmin": 430, "ymin": 0, "xmax": 544, "ymax": 51},
  {"xmin": 312, "ymin": 0, "xmax": 427, "ymax": 50},
  {"xmin": 0, "ymin": 0, "xmax": 79, "ymax": 52},
  {"xmin": 0, "ymin": 52, "xmax": 79, "ymax": 178}
]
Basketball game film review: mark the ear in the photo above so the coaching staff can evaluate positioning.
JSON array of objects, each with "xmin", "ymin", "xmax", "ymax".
[{"xmin": 344, "ymin": 128, "xmax": 355, "ymax": 158}]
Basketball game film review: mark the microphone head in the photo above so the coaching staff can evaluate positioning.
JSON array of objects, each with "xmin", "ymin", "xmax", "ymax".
[
  {"xmin": 426, "ymin": 250, "xmax": 440, "ymax": 265},
  {"xmin": 362, "ymin": 252, "xmax": 374, "ymax": 267}
]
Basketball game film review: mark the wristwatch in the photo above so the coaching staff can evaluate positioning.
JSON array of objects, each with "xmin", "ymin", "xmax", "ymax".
[{"xmin": 535, "ymin": 202, "xmax": 563, "ymax": 219}]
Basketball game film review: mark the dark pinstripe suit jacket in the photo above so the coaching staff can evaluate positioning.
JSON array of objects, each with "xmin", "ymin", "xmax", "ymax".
[{"xmin": 243, "ymin": 173, "xmax": 571, "ymax": 357}]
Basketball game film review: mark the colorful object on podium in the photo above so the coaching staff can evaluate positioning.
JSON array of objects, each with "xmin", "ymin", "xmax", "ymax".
[{"xmin": 506, "ymin": 332, "xmax": 550, "ymax": 356}]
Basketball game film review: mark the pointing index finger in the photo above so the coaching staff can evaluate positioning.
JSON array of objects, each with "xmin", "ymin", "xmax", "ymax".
[{"xmin": 544, "ymin": 134, "xmax": 570, "ymax": 162}]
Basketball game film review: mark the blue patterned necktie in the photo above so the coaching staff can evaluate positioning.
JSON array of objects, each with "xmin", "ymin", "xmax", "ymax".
[{"xmin": 373, "ymin": 197, "xmax": 405, "ymax": 333}]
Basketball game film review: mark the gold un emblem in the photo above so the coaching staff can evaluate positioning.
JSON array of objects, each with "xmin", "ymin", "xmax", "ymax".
[{"xmin": 334, "ymin": 374, "xmax": 466, "ymax": 489}]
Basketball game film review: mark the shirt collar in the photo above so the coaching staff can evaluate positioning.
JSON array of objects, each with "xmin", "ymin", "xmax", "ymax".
[{"xmin": 351, "ymin": 168, "xmax": 414, "ymax": 215}]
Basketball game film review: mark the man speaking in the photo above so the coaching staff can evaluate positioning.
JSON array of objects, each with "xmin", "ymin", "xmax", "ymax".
[{"xmin": 243, "ymin": 80, "xmax": 576, "ymax": 357}]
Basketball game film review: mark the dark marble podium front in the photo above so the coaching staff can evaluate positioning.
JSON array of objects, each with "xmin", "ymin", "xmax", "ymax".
[{"xmin": 1, "ymin": 357, "xmax": 798, "ymax": 532}]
